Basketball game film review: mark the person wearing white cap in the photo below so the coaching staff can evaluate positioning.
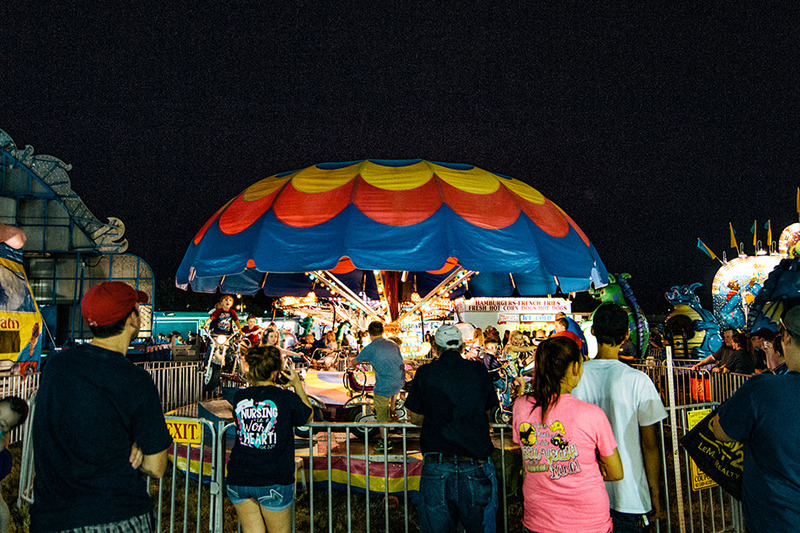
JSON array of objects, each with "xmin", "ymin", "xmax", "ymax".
[
  {"xmin": 711, "ymin": 305, "xmax": 800, "ymax": 532},
  {"xmin": 31, "ymin": 282, "xmax": 172, "ymax": 532},
  {"xmin": 405, "ymin": 324, "xmax": 499, "ymax": 533}
]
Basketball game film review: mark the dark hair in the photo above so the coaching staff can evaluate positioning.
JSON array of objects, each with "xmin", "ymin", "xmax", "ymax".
[
  {"xmin": 592, "ymin": 303, "xmax": 629, "ymax": 346},
  {"xmin": 367, "ymin": 321, "xmax": 384, "ymax": 337},
  {"xmin": 1, "ymin": 396, "xmax": 29, "ymax": 427},
  {"xmin": 433, "ymin": 342, "xmax": 462, "ymax": 358},
  {"xmin": 732, "ymin": 332, "xmax": 748, "ymax": 351},
  {"xmin": 556, "ymin": 318, "xmax": 569, "ymax": 329},
  {"xmin": 89, "ymin": 307, "xmax": 137, "ymax": 339},
  {"xmin": 529, "ymin": 337, "xmax": 582, "ymax": 421},
  {"xmin": 245, "ymin": 346, "xmax": 283, "ymax": 383}
]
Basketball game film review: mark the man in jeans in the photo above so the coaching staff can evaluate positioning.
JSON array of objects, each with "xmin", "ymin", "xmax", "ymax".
[
  {"xmin": 355, "ymin": 321, "xmax": 405, "ymax": 452},
  {"xmin": 405, "ymin": 325, "xmax": 499, "ymax": 532}
]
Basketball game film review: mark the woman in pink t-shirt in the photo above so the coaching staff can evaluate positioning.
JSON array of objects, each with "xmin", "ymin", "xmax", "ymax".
[{"xmin": 512, "ymin": 337, "xmax": 623, "ymax": 533}]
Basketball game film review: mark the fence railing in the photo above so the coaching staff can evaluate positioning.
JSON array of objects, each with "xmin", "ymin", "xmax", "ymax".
[
  {"xmin": 137, "ymin": 361, "xmax": 204, "ymax": 413},
  {"xmin": 631, "ymin": 361, "xmax": 752, "ymax": 407},
  {"xmin": 11, "ymin": 358, "xmax": 753, "ymax": 532}
]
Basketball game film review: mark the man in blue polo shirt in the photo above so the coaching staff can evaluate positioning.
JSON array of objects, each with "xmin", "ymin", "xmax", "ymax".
[
  {"xmin": 355, "ymin": 321, "xmax": 405, "ymax": 453},
  {"xmin": 405, "ymin": 324, "xmax": 499, "ymax": 533},
  {"xmin": 711, "ymin": 305, "xmax": 800, "ymax": 532}
]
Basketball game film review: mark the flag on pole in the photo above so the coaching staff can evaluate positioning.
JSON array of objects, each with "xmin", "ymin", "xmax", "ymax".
[
  {"xmin": 729, "ymin": 223, "xmax": 737, "ymax": 249},
  {"xmin": 751, "ymin": 220, "xmax": 757, "ymax": 247},
  {"xmin": 765, "ymin": 220, "xmax": 772, "ymax": 245},
  {"xmin": 697, "ymin": 239, "xmax": 719, "ymax": 261}
]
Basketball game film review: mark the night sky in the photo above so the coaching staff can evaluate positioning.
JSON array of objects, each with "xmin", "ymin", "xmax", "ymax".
[{"xmin": 4, "ymin": 3, "xmax": 799, "ymax": 314}]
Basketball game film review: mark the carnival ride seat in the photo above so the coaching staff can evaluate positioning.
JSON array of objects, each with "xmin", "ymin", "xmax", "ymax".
[{"xmin": 343, "ymin": 365, "xmax": 375, "ymax": 395}]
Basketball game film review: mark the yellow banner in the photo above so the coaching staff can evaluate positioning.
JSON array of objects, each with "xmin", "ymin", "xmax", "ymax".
[
  {"xmin": 165, "ymin": 418, "xmax": 203, "ymax": 444},
  {"xmin": 686, "ymin": 408, "xmax": 718, "ymax": 491}
]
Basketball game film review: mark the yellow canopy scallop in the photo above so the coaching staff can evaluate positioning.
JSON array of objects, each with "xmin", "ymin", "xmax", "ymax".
[
  {"xmin": 291, "ymin": 163, "xmax": 361, "ymax": 193},
  {"xmin": 242, "ymin": 175, "xmax": 293, "ymax": 202},
  {"xmin": 359, "ymin": 160, "xmax": 435, "ymax": 190},
  {"xmin": 430, "ymin": 163, "xmax": 501, "ymax": 194}
]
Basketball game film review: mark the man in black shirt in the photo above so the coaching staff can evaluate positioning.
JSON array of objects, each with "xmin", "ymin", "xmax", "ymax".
[
  {"xmin": 405, "ymin": 325, "xmax": 499, "ymax": 533},
  {"xmin": 32, "ymin": 282, "xmax": 173, "ymax": 532}
]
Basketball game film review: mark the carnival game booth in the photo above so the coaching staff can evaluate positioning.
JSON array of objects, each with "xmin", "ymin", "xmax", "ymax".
[{"xmin": 174, "ymin": 159, "xmax": 609, "ymax": 493}]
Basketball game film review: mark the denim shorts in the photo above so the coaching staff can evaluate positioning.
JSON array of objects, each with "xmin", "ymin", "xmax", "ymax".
[{"xmin": 226, "ymin": 483, "xmax": 294, "ymax": 511}]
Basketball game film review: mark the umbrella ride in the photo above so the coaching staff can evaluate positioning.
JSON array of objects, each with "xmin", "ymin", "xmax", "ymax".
[
  {"xmin": 176, "ymin": 159, "xmax": 610, "ymax": 448},
  {"xmin": 176, "ymin": 159, "xmax": 609, "ymax": 328}
]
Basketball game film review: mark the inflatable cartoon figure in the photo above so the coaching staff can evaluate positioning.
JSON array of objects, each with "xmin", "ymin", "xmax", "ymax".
[
  {"xmin": 746, "ymin": 257, "xmax": 800, "ymax": 333},
  {"xmin": 589, "ymin": 273, "xmax": 649, "ymax": 358},
  {"xmin": 664, "ymin": 283, "xmax": 722, "ymax": 360},
  {"xmin": 712, "ymin": 256, "xmax": 777, "ymax": 330}
]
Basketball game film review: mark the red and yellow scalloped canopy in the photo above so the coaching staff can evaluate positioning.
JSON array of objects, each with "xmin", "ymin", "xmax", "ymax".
[{"xmin": 177, "ymin": 159, "xmax": 607, "ymax": 297}]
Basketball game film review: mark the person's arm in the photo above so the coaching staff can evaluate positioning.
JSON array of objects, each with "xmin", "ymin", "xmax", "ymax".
[
  {"xmin": 407, "ymin": 410, "xmax": 423, "ymax": 426},
  {"xmin": 710, "ymin": 413, "xmax": 734, "ymax": 442},
  {"xmin": 283, "ymin": 368, "xmax": 314, "ymax": 422},
  {"xmin": 130, "ymin": 443, "xmax": 168, "ymax": 478},
  {"xmin": 598, "ymin": 448, "xmax": 624, "ymax": 481},
  {"xmin": 691, "ymin": 354, "xmax": 716, "ymax": 370},
  {"xmin": 640, "ymin": 423, "xmax": 664, "ymax": 519}
]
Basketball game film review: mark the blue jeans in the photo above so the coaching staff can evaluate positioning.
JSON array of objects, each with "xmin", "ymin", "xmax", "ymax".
[
  {"xmin": 610, "ymin": 509, "xmax": 648, "ymax": 533},
  {"xmin": 418, "ymin": 456, "xmax": 498, "ymax": 533},
  {"xmin": 226, "ymin": 483, "xmax": 294, "ymax": 511}
]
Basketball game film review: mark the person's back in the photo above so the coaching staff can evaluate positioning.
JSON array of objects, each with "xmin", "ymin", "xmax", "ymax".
[
  {"xmin": 573, "ymin": 303, "xmax": 666, "ymax": 531},
  {"xmin": 716, "ymin": 372, "xmax": 800, "ymax": 530},
  {"xmin": 31, "ymin": 282, "xmax": 171, "ymax": 532},
  {"xmin": 405, "ymin": 325, "xmax": 499, "ymax": 532},
  {"xmin": 32, "ymin": 346, "xmax": 166, "ymax": 527},
  {"xmin": 412, "ymin": 352, "xmax": 495, "ymax": 457},
  {"xmin": 573, "ymin": 359, "xmax": 665, "ymax": 511}
]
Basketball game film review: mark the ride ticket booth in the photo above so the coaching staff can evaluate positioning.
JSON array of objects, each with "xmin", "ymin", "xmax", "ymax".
[{"xmin": 454, "ymin": 297, "xmax": 579, "ymax": 337}]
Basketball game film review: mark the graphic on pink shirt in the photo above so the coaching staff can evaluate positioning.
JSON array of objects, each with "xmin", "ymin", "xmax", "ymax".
[{"xmin": 518, "ymin": 419, "xmax": 582, "ymax": 479}]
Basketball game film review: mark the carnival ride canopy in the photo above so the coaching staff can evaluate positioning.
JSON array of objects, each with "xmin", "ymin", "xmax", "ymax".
[{"xmin": 176, "ymin": 160, "xmax": 608, "ymax": 323}]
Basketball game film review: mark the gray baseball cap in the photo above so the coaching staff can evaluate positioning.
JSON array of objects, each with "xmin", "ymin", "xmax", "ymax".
[{"xmin": 435, "ymin": 325, "xmax": 464, "ymax": 348}]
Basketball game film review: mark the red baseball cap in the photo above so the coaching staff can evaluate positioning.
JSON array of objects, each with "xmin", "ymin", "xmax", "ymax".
[
  {"xmin": 82, "ymin": 282, "xmax": 149, "ymax": 327},
  {"xmin": 551, "ymin": 330, "xmax": 584, "ymax": 348}
]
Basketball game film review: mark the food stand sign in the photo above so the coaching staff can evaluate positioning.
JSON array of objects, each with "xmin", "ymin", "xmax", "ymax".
[{"xmin": 459, "ymin": 297, "xmax": 571, "ymax": 314}]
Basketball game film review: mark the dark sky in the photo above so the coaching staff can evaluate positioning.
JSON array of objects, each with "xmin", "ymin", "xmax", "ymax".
[{"xmin": 4, "ymin": 3, "xmax": 799, "ymax": 314}]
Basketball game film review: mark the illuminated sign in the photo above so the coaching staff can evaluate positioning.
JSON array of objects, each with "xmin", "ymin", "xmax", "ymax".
[{"xmin": 459, "ymin": 298, "xmax": 571, "ymax": 314}]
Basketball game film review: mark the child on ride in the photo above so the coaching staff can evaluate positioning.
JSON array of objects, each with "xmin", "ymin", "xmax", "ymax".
[
  {"xmin": 206, "ymin": 295, "xmax": 242, "ymax": 336},
  {"xmin": 484, "ymin": 339, "xmax": 525, "ymax": 407},
  {"xmin": 240, "ymin": 316, "xmax": 264, "ymax": 347},
  {"xmin": 512, "ymin": 337, "xmax": 623, "ymax": 533}
]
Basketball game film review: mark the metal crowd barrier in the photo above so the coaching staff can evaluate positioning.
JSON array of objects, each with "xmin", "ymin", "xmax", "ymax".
[
  {"xmin": 661, "ymin": 403, "xmax": 745, "ymax": 533},
  {"xmin": 16, "ymin": 409, "xmax": 751, "ymax": 533},
  {"xmin": 631, "ymin": 361, "xmax": 752, "ymax": 408},
  {"xmin": 12, "ymin": 355, "xmax": 755, "ymax": 533},
  {"xmin": 138, "ymin": 361, "xmax": 204, "ymax": 413},
  {"xmin": 0, "ymin": 374, "xmax": 39, "ymax": 446}
]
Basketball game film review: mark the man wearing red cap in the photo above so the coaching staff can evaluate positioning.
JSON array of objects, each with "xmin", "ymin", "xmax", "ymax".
[{"xmin": 32, "ymin": 282, "xmax": 172, "ymax": 532}]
